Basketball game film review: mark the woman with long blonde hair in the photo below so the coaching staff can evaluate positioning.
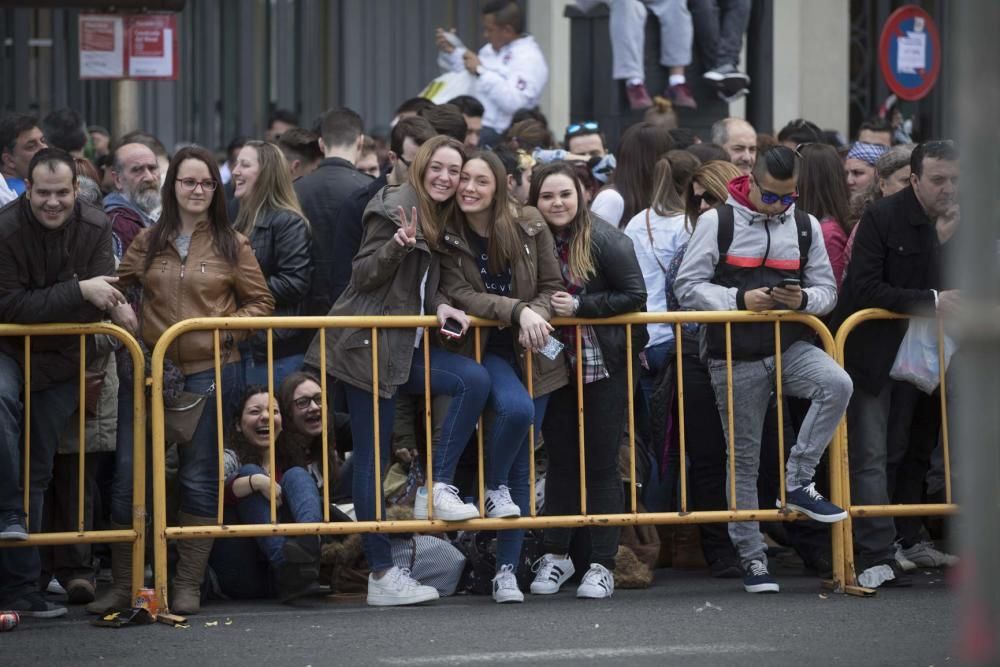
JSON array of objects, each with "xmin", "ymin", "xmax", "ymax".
[{"xmin": 231, "ymin": 140, "xmax": 312, "ymax": 386}]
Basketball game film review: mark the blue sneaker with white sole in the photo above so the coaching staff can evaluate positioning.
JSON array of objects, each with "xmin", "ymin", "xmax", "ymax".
[
  {"xmin": 743, "ymin": 560, "xmax": 780, "ymax": 593},
  {"xmin": 781, "ymin": 482, "xmax": 848, "ymax": 523}
]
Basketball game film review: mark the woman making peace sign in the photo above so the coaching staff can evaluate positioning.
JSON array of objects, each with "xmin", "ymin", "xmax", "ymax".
[{"xmin": 304, "ymin": 135, "xmax": 490, "ymax": 607}]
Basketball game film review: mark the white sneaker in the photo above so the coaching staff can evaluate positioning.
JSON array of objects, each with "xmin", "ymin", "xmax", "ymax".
[
  {"xmin": 576, "ymin": 563, "xmax": 614, "ymax": 599},
  {"xmin": 46, "ymin": 579, "xmax": 67, "ymax": 596},
  {"xmin": 366, "ymin": 566, "xmax": 440, "ymax": 607},
  {"xmin": 894, "ymin": 543, "xmax": 917, "ymax": 571},
  {"xmin": 529, "ymin": 553, "xmax": 575, "ymax": 595},
  {"xmin": 901, "ymin": 541, "xmax": 959, "ymax": 568},
  {"xmin": 857, "ymin": 564, "xmax": 895, "ymax": 589},
  {"xmin": 492, "ymin": 564, "xmax": 524, "ymax": 604},
  {"xmin": 485, "ymin": 485, "xmax": 521, "ymax": 518},
  {"xmin": 413, "ymin": 483, "xmax": 480, "ymax": 521}
]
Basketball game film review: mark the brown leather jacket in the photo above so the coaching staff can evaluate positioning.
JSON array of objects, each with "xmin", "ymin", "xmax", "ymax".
[
  {"xmin": 437, "ymin": 205, "xmax": 568, "ymax": 398},
  {"xmin": 304, "ymin": 184, "xmax": 445, "ymax": 398},
  {"xmin": 117, "ymin": 221, "xmax": 275, "ymax": 375}
]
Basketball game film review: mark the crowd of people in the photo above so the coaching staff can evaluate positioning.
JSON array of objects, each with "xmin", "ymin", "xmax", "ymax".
[{"xmin": 0, "ymin": 0, "xmax": 959, "ymax": 624}]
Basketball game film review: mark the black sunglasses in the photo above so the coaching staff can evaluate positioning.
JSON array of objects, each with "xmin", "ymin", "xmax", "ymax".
[{"xmin": 691, "ymin": 191, "xmax": 721, "ymax": 209}]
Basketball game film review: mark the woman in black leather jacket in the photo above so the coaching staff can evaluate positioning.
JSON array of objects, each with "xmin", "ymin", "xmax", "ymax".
[
  {"xmin": 526, "ymin": 161, "xmax": 647, "ymax": 600},
  {"xmin": 232, "ymin": 140, "xmax": 312, "ymax": 386}
]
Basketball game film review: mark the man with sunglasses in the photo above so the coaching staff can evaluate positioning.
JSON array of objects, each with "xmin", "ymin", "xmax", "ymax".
[
  {"xmin": 564, "ymin": 121, "xmax": 608, "ymax": 159},
  {"xmin": 674, "ymin": 145, "xmax": 852, "ymax": 594}
]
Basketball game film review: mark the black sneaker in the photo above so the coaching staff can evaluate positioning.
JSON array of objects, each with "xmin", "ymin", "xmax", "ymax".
[{"xmin": 5, "ymin": 591, "xmax": 68, "ymax": 618}]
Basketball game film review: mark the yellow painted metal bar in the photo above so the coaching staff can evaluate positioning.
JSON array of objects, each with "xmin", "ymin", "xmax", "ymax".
[
  {"xmin": 423, "ymin": 328, "xmax": 434, "ymax": 519},
  {"xmin": 371, "ymin": 327, "xmax": 382, "ymax": 522},
  {"xmin": 936, "ymin": 317, "xmax": 952, "ymax": 504},
  {"xmin": 575, "ymin": 325, "xmax": 586, "ymax": 515},
  {"xmin": 626, "ymin": 324, "xmax": 637, "ymax": 514},
  {"xmin": 267, "ymin": 328, "xmax": 277, "ymax": 524},
  {"xmin": 675, "ymin": 323, "xmax": 688, "ymax": 513},
  {"xmin": 774, "ymin": 322, "xmax": 787, "ymax": 508},
  {"xmin": 725, "ymin": 322, "xmax": 736, "ymax": 511},
  {"xmin": 475, "ymin": 326, "xmax": 485, "ymax": 517},
  {"xmin": 525, "ymin": 349, "xmax": 536, "ymax": 517},
  {"xmin": 319, "ymin": 329, "xmax": 330, "ymax": 523},
  {"xmin": 77, "ymin": 336, "xmax": 87, "ymax": 532},
  {"xmin": 214, "ymin": 330, "xmax": 225, "ymax": 526},
  {"xmin": 23, "ymin": 336, "xmax": 30, "ymax": 523}
]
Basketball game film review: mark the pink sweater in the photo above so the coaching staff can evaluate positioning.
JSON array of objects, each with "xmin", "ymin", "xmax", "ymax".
[{"xmin": 820, "ymin": 217, "xmax": 849, "ymax": 291}]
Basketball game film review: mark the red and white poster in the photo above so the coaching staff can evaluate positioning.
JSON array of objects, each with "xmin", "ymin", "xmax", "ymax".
[{"xmin": 79, "ymin": 13, "xmax": 179, "ymax": 80}]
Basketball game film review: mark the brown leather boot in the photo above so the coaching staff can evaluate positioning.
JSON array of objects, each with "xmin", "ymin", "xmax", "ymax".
[
  {"xmin": 671, "ymin": 524, "xmax": 708, "ymax": 570},
  {"xmin": 86, "ymin": 523, "xmax": 135, "ymax": 614},
  {"xmin": 170, "ymin": 511, "xmax": 215, "ymax": 615}
]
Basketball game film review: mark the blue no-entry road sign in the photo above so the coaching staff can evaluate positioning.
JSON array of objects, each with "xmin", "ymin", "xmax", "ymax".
[{"xmin": 879, "ymin": 5, "xmax": 941, "ymax": 101}]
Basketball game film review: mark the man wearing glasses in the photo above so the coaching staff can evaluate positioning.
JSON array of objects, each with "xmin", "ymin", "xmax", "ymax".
[{"xmin": 673, "ymin": 145, "xmax": 852, "ymax": 595}]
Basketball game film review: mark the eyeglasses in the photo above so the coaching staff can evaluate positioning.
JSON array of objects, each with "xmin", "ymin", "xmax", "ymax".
[
  {"xmin": 565, "ymin": 121, "xmax": 599, "ymax": 138},
  {"xmin": 792, "ymin": 142, "xmax": 813, "ymax": 158},
  {"xmin": 292, "ymin": 394, "xmax": 323, "ymax": 411},
  {"xmin": 176, "ymin": 178, "xmax": 218, "ymax": 192},
  {"xmin": 759, "ymin": 188, "xmax": 798, "ymax": 206},
  {"xmin": 397, "ymin": 155, "xmax": 412, "ymax": 167},
  {"xmin": 691, "ymin": 191, "xmax": 721, "ymax": 209}
]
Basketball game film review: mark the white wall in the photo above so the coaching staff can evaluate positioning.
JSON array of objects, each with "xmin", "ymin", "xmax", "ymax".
[
  {"xmin": 771, "ymin": 0, "xmax": 850, "ymax": 136},
  {"xmin": 527, "ymin": 0, "xmax": 572, "ymax": 135}
]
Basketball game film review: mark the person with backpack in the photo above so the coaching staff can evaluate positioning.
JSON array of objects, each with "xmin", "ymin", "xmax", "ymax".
[{"xmin": 672, "ymin": 145, "xmax": 853, "ymax": 594}]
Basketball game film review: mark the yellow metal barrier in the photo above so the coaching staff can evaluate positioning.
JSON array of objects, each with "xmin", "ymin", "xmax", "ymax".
[
  {"xmin": 0, "ymin": 323, "xmax": 147, "ymax": 600},
  {"xmin": 834, "ymin": 308, "xmax": 958, "ymax": 595},
  {"xmin": 150, "ymin": 311, "xmax": 847, "ymax": 613}
]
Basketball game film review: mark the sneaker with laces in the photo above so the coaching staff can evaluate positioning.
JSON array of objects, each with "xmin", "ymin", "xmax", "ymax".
[
  {"xmin": 667, "ymin": 82, "xmax": 697, "ymax": 110},
  {"xmin": 0, "ymin": 511, "xmax": 27, "ymax": 541},
  {"xmin": 626, "ymin": 82, "xmax": 654, "ymax": 110},
  {"xmin": 576, "ymin": 563, "xmax": 614, "ymax": 599},
  {"xmin": 529, "ymin": 553, "xmax": 575, "ymax": 595},
  {"xmin": 901, "ymin": 541, "xmax": 959, "ymax": 568},
  {"xmin": 413, "ymin": 483, "xmax": 480, "ymax": 521},
  {"xmin": 492, "ymin": 564, "xmax": 524, "ymax": 603},
  {"xmin": 366, "ymin": 566, "xmax": 440, "ymax": 607},
  {"xmin": 4, "ymin": 591, "xmax": 68, "ymax": 618},
  {"xmin": 743, "ymin": 559, "xmax": 780, "ymax": 593},
  {"xmin": 702, "ymin": 63, "xmax": 751, "ymax": 86},
  {"xmin": 894, "ymin": 543, "xmax": 917, "ymax": 571},
  {"xmin": 485, "ymin": 485, "xmax": 521, "ymax": 518},
  {"xmin": 780, "ymin": 482, "xmax": 848, "ymax": 523}
]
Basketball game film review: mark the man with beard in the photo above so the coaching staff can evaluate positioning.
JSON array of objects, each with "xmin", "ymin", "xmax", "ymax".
[
  {"xmin": 104, "ymin": 142, "xmax": 161, "ymax": 259},
  {"xmin": 0, "ymin": 148, "xmax": 119, "ymax": 618},
  {"xmin": 711, "ymin": 117, "xmax": 757, "ymax": 175},
  {"xmin": 832, "ymin": 140, "xmax": 960, "ymax": 589}
]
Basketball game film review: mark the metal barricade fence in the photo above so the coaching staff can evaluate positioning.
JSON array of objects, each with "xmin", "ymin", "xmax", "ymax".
[
  {"xmin": 834, "ymin": 308, "xmax": 957, "ymax": 595},
  {"xmin": 0, "ymin": 323, "xmax": 147, "ymax": 601},
  {"xmin": 150, "ymin": 311, "xmax": 849, "ymax": 613}
]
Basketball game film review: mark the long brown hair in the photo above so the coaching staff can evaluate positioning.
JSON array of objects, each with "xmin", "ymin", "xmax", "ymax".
[
  {"xmin": 407, "ymin": 135, "xmax": 467, "ymax": 250},
  {"xmin": 613, "ymin": 122, "xmax": 674, "ymax": 227},
  {"xmin": 277, "ymin": 371, "xmax": 337, "ymax": 477},
  {"xmin": 684, "ymin": 160, "xmax": 742, "ymax": 231},
  {"xmin": 649, "ymin": 158, "xmax": 686, "ymax": 217},
  {"xmin": 229, "ymin": 385, "xmax": 280, "ymax": 468},
  {"xmin": 528, "ymin": 161, "xmax": 595, "ymax": 282},
  {"xmin": 232, "ymin": 140, "xmax": 308, "ymax": 236},
  {"xmin": 142, "ymin": 145, "xmax": 238, "ymax": 273},
  {"xmin": 797, "ymin": 143, "xmax": 851, "ymax": 234},
  {"xmin": 458, "ymin": 151, "xmax": 522, "ymax": 274}
]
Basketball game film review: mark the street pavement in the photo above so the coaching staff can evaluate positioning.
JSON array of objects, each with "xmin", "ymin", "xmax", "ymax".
[{"xmin": 6, "ymin": 562, "xmax": 955, "ymax": 667}]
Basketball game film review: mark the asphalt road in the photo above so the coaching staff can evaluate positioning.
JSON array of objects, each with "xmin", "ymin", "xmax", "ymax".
[{"xmin": 5, "ymin": 561, "xmax": 956, "ymax": 667}]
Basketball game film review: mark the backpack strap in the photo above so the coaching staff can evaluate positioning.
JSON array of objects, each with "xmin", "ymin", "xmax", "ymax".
[
  {"xmin": 713, "ymin": 204, "xmax": 735, "ymax": 280},
  {"xmin": 792, "ymin": 209, "xmax": 812, "ymax": 277}
]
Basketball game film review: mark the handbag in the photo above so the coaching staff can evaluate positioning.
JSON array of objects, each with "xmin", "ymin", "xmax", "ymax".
[{"xmin": 163, "ymin": 339, "xmax": 234, "ymax": 444}]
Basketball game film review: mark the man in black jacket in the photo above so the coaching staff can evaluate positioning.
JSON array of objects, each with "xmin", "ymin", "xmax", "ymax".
[
  {"xmin": 832, "ymin": 140, "xmax": 960, "ymax": 589},
  {"xmin": 0, "ymin": 148, "xmax": 120, "ymax": 617},
  {"xmin": 294, "ymin": 107, "xmax": 372, "ymax": 315},
  {"xmin": 328, "ymin": 116, "xmax": 436, "ymax": 306}
]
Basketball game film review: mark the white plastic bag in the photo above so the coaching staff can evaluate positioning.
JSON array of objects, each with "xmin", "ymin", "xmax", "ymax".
[
  {"xmin": 889, "ymin": 317, "xmax": 957, "ymax": 394},
  {"xmin": 418, "ymin": 70, "xmax": 477, "ymax": 104}
]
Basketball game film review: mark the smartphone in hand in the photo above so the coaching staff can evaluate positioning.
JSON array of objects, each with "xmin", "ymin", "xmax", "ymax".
[{"xmin": 440, "ymin": 318, "xmax": 465, "ymax": 339}]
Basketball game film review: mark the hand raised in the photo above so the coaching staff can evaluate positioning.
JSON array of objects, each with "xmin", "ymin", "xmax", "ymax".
[{"xmin": 393, "ymin": 206, "xmax": 418, "ymax": 248}]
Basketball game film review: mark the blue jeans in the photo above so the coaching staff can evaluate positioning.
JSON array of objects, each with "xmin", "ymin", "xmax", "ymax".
[
  {"xmin": 242, "ymin": 352, "xmax": 305, "ymax": 390},
  {"xmin": 481, "ymin": 352, "xmax": 550, "ymax": 569},
  {"xmin": 179, "ymin": 363, "xmax": 244, "ymax": 517},
  {"xmin": 232, "ymin": 464, "xmax": 322, "ymax": 564},
  {"xmin": 0, "ymin": 350, "xmax": 79, "ymax": 602},
  {"xmin": 345, "ymin": 346, "xmax": 490, "ymax": 571}
]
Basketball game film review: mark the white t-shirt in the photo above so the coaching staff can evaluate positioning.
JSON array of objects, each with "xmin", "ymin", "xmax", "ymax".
[
  {"xmin": 591, "ymin": 189, "xmax": 624, "ymax": 227},
  {"xmin": 623, "ymin": 208, "xmax": 690, "ymax": 348}
]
